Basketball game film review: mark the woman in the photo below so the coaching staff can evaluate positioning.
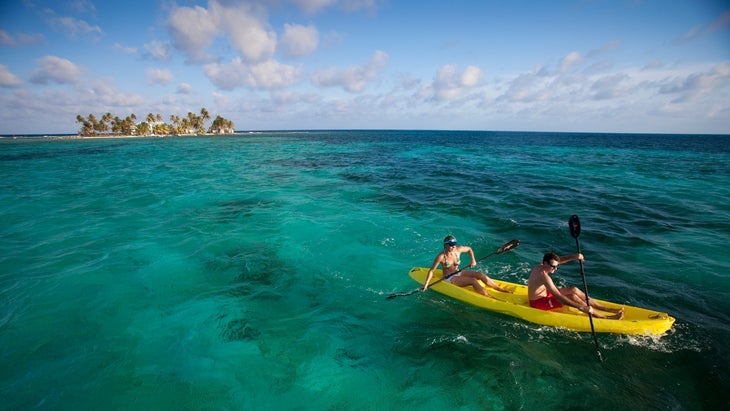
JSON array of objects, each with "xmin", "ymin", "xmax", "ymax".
[{"xmin": 422, "ymin": 235, "xmax": 512, "ymax": 299}]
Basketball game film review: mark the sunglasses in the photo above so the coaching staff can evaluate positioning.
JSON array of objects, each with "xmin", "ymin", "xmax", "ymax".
[{"xmin": 549, "ymin": 264, "xmax": 559, "ymax": 269}]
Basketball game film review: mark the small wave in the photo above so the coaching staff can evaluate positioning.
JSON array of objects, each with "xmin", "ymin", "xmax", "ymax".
[{"xmin": 609, "ymin": 321, "xmax": 706, "ymax": 354}]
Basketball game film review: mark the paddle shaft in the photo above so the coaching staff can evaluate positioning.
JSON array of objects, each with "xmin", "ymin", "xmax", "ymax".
[{"xmin": 570, "ymin": 215, "xmax": 603, "ymax": 362}]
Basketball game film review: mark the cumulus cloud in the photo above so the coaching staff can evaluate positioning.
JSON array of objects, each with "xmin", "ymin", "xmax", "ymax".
[
  {"xmin": 591, "ymin": 73, "xmax": 630, "ymax": 100},
  {"xmin": 0, "ymin": 64, "xmax": 23, "ymax": 87},
  {"xmin": 311, "ymin": 50, "xmax": 388, "ymax": 92},
  {"xmin": 0, "ymin": 29, "xmax": 45, "ymax": 47},
  {"xmin": 658, "ymin": 62, "xmax": 730, "ymax": 103},
  {"xmin": 212, "ymin": 91, "xmax": 230, "ymax": 109},
  {"xmin": 30, "ymin": 56, "xmax": 82, "ymax": 85},
  {"xmin": 177, "ymin": 83, "xmax": 193, "ymax": 94},
  {"xmin": 113, "ymin": 43, "xmax": 138, "ymax": 55},
  {"xmin": 144, "ymin": 41, "xmax": 172, "ymax": 61},
  {"xmin": 559, "ymin": 51, "xmax": 583, "ymax": 73},
  {"xmin": 497, "ymin": 63, "xmax": 572, "ymax": 103},
  {"xmin": 279, "ymin": 24, "xmax": 318, "ymax": 58},
  {"xmin": 81, "ymin": 80, "xmax": 145, "ymax": 107},
  {"xmin": 219, "ymin": 3, "xmax": 277, "ymax": 62},
  {"xmin": 49, "ymin": 16, "xmax": 102, "ymax": 38},
  {"xmin": 69, "ymin": 0, "xmax": 96, "ymax": 14},
  {"xmin": 146, "ymin": 68, "xmax": 173, "ymax": 86},
  {"xmin": 168, "ymin": 3, "xmax": 219, "ymax": 63},
  {"xmin": 168, "ymin": 0, "xmax": 275, "ymax": 64},
  {"xmin": 204, "ymin": 58, "xmax": 301, "ymax": 90},
  {"xmin": 429, "ymin": 64, "xmax": 485, "ymax": 101}
]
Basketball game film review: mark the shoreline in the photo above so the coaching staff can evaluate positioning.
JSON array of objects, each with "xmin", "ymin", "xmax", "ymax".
[
  {"xmin": 2, "ymin": 130, "xmax": 729, "ymax": 140},
  {"xmin": 1, "ymin": 133, "xmax": 243, "ymax": 140}
]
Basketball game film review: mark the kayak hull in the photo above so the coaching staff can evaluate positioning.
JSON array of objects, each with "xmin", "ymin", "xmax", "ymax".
[{"xmin": 409, "ymin": 267, "xmax": 674, "ymax": 335}]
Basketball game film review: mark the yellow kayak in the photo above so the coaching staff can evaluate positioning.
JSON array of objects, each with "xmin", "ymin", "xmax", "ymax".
[{"xmin": 409, "ymin": 267, "xmax": 675, "ymax": 335}]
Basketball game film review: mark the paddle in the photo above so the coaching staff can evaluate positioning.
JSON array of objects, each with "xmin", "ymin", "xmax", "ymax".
[
  {"xmin": 569, "ymin": 214, "xmax": 603, "ymax": 362},
  {"xmin": 386, "ymin": 239, "xmax": 520, "ymax": 300}
]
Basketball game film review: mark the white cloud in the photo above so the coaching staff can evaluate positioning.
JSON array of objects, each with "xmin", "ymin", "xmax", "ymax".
[
  {"xmin": 461, "ymin": 65, "xmax": 484, "ymax": 87},
  {"xmin": 144, "ymin": 41, "xmax": 172, "ymax": 61},
  {"xmin": 218, "ymin": 2, "xmax": 277, "ymax": 63},
  {"xmin": 279, "ymin": 24, "xmax": 319, "ymax": 58},
  {"xmin": 177, "ymin": 83, "xmax": 193, "ymax": 94},
  {"xmin": 168, "ymin": 3, "xmax": 219, "ymax": 63},
  {"xmin": 69, "ymin": 0, "xmax": 96, "ymax": 14},
  {"xmin": 204, "ymin": 58, "xmax": 301, "ymax": 91},
  {"xmin": 0, "ymin": 64, "xmax": 23, "ymax": 87},
  {"xmin": 429, "ymin": 64, "xmax": 485, "ymax": 101},
  {"xmin": 212, "ymin": 92, "xmax": 230, "ymax": 109},
  {"xmin": 591, "ymin": 73, "xmax": 630, "ymax": 100},
  {"xmin": 81, "ymin": 80, "xmax": 145, "ymax": 108},
  {"xmin": 559, "ymin": 51, "xmax": 583, "ymax": 73},
  {"xmin": 49, "ymin": 16, "xmax": 102, "ymax": 38},
  {"xmin": 168, "ymin": 0, "xmax": 276, "ymax": 64},
  {"xmin": 146, "ymin": 68, "xmax": 174, "ymax": 86},
  {"xmin": 658, "ymin": 62, "xmax": 730, "ymax": 103},
  {"xmin": 0, "ymin": 29, "xmax": 45, "ymax": 46},
  {"xmin": 311, "ymin": 50, "xmax": 388, "ymax": 92},
  {"xmin": 30, "ymin": 56, "xmax": 82, "ymax": 85},
  {"xmin": 113, "ymin": 43, "xmax": 138, "ymax": 55}
]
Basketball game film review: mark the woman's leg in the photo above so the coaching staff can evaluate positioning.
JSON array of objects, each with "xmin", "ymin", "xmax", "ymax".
[
  {"xmin": 450, "ymin": 274, "xmax": 496, "ymax": 298},
  {"xmin": 463, "ymin": 271, "xmax": 511, "ymax": 293}
]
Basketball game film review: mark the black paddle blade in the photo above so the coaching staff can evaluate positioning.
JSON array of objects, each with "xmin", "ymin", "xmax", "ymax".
[
  {"xmin": 569, "ymin": 215, "xmax": 581, "ymax": 238},
  {"xmin": 496, "ymin": 239, "xmax": 520, "ymax": 254},
  {"xmin": 386, "ymin": 289, "xmax": 421, "ymax": 299}
]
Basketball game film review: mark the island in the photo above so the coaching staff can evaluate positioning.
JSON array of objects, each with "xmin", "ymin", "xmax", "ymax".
[{"xmin": 75, "ymin": 108, "xmax": 235, "ymax": 137}]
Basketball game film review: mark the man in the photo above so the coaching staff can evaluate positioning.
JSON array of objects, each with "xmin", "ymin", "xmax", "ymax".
[{"xmin": 527, "ymin": 252, "xmax": 624, "ymax": 319}]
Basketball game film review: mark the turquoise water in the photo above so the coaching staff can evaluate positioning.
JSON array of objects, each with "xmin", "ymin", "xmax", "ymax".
[{"xmin": 1, "ymin": 131, "xmax": 728, "ymax": 410}]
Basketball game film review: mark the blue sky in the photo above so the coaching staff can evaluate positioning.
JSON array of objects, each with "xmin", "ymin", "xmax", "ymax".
[{"xmin": 1, "ymin": 0, "xmax": 729, "ymax": 134}]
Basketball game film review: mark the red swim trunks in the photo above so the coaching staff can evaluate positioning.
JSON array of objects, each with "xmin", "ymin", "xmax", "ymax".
[{"xmin": 530, "ymin": 292, "xmax": 563, "ymax": 310}]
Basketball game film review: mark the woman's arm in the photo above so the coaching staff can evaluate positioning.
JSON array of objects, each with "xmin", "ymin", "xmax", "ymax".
[{"xmin": 422, "ymin": 253, "xmax": 443, "ymax": 290}]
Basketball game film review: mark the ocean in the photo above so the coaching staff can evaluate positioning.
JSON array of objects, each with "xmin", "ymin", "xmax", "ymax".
[{"xmin": 1, "ymin": 130, "xmax": 728, "ymax": 410}]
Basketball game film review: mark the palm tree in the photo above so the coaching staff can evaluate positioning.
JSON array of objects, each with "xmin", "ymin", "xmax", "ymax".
[
  {"xmin": 200, "ymin": 107, "xmax": 210, "ymax": 133},
  {"xmin": 76, "ymin": 114, "xmax": 93, "ymax": 136},
  {"xmin": 186, "ymin": 111, "xmax": 202, "ymax": 134},
  {"xmin": 101, "ymin": 112, "xmax": 112, "ymax": 135},
  {"xmin": 112, "ymin": 116, "xmax": 122, "ymax": 135},
  {"xmin": 153, "ymin": 122, "xmax": 169, "ymax": 136},
  {"xmin": 169, "ymin": 115, "xmax": 180, "ymax": 135},
  {"xmin": 136, "ymin": 122, "xmax": 150, "ymax": 136},
  {"xmin": 208, "ymin": 115, "xmax": 235, "ymax": 134}
]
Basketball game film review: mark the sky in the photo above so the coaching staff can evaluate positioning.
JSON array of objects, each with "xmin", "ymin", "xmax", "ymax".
[{"xmin": 1, "ymin": 0, "xmax": 729, "ymax": 135}]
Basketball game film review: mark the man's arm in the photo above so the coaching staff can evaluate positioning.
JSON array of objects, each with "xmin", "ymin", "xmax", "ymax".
[{"xmin": 558, "ymin": 253, "xmax": 584, "ymax": 264}]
